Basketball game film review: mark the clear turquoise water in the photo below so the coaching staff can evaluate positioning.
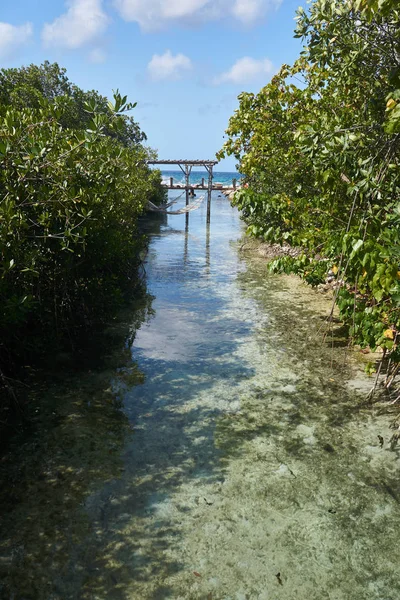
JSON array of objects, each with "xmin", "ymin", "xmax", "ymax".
[{"xmin": 0, "ymin": 192, "xmax": 399, "ymax": 599}]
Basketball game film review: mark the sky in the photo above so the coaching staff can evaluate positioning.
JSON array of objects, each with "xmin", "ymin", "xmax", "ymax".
[{"xmin": 0, "ymin": 0, "xmax": 308, "ymax": 171}]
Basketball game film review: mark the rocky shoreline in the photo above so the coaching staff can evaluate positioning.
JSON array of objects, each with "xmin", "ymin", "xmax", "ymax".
[{"xmin": 237, "ymin": 237, "xmax": 348, "ymax": 296}]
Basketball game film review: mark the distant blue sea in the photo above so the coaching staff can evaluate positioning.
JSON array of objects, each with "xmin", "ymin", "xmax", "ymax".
[{"xmin": 160, "ymin": 170, "xmax": 241, "ymax": 186}]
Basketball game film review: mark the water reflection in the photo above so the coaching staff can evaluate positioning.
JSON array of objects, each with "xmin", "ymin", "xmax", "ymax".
[
  {"xmin": 0, "ymin": 291, "xmax": 153, "ymax": 600},
  {"xmin": 205, "ymin": 221, "xmax": 210, "ymax": 274}
]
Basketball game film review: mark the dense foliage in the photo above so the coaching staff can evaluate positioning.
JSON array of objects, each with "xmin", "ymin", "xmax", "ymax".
[
  {"xmin": 219, "ymin": 0, "xmax": 400, "ymax": 380},
  {"xmin": 0, "ymin": 63, "xmax": 164, "ymax": 402}
]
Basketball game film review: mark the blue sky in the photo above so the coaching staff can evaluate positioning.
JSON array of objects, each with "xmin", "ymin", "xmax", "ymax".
[{"xmin": 0, "ymin": 0, "xmax": 308, "ymax": 170}]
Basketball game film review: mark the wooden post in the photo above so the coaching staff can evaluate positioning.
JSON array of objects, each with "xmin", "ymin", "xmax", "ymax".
[
  {"xmin": 185, "ymin": 165, "xmax": 189, "ymax": 207},
  {"xmin": 185, "ymin": 164, "xmax": 192, "ymax": 227},
  {"xmin": 201, "ymin": 177, "xmax": 205, "ymax": 188},
  {"xmin": 233, "ymin": 178, "xmax": 236, "ymax": 189},
  {"xmin": 170, "ymin": 177, "xmax": 173, "ymax": 187},
  {"xmin": 206, "ymin": 166, "xmax": 213, "ymax": 224}
]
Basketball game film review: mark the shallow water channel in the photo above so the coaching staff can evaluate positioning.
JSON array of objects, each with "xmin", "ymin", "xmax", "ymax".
[{"xmin": 1, "ymin": 195, "xmax": 400, "ymax": 599}]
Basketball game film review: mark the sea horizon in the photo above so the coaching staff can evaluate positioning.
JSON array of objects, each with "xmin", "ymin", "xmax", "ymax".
[{"xmin": 160, "ymin": 169, "xmax": 241, "ymax": 186}]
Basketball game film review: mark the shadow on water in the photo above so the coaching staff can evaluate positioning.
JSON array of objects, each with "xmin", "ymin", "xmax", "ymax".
[
  {"xmin": 73, "ymin": 309, "xmax": 258, "ymax": 597},
  {"xmin": 0, "ymin": 295, "xmax": 155, "ymax": 599},
  {"xmin": 0, "ymin": 254, "xmax": 256, "ymax": 597}
]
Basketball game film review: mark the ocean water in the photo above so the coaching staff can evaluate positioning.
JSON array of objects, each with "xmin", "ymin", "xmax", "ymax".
[{"xmin": 160, "ymin": 169, "xmax": 241, "ymax": 187}]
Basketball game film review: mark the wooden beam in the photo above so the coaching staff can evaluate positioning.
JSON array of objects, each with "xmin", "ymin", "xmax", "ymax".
[
  {"xmin": 160, "ymin": 185, "xmax": 237, "ymax": 191},
  {"xmin": 148, "ymin": 160, "xmax": 218, "ymax": 166}
]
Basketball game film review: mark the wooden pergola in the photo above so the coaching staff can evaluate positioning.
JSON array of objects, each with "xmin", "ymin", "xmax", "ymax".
[{"xmin": 147, "ymin": 160, "xmax": 218, "ymax": 223}]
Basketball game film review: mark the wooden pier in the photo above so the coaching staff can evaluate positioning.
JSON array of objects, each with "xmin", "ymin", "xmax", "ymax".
[{"xmin": 147, "ymin": 159, "xmax": 238, "ymax": 224}]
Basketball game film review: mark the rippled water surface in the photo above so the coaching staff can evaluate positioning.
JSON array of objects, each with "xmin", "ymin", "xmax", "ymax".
[{"xmin": 1, "ymin": 194, "xmax": 399, "ymax": 599}]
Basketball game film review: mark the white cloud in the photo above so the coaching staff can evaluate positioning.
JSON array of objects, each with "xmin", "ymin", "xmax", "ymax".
[
  {"xmin": 233, "ymin": 0, "xmax": 275, "ymax": 23},
  {"xmin": 214, "ymin": 56, "xmax": 274, "ymax": 85},
  {"xmin": 115, "ymin": 0, "xmax": 208, "ymax": 29},
  {"xmin": 147, "ymin": 50, "xmax": 192, "ymax": 81},
  {"xmin": 88, "ymin": 47, "xmax": 106, "ymax": 63},
  {"xmin": 0, "ymin": 22, "xmax": 33, "ymax": 60},
  {"xmin": 159, "ymin": 0, "xmax": 210, "ymax": 19},
  {"xmin": 114, "ymin": 0, "xmax": 281, "ymax": 31},
  {"xmin": 42, "ymin": 0, "xmax": 109, "ymax": 49}
]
